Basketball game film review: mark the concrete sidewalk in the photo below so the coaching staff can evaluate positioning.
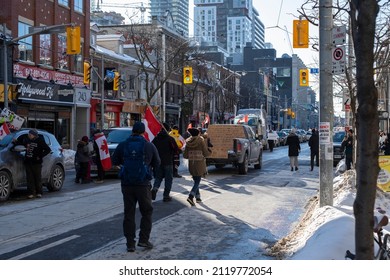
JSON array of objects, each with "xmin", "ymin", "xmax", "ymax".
[{"xmin": 79, "ymin": 167, "xmax": 319, "ymax": 260}]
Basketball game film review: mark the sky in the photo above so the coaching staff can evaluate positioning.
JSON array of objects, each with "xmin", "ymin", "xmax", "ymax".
[{"xmin": 98, "ymin": 0, "xmax": 318, "ymax": 67}]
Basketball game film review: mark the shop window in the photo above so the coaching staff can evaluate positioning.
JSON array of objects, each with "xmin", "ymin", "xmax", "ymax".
[{"xmin": 57, "ymin": 118, "xmax": 70, "ymax": 147}]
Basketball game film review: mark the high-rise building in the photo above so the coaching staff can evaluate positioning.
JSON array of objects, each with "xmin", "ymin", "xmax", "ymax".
[
  {"xmin": 194, "ymin": 0, "xmax": 265, "ymax": 55},
  {"xmin": 150, "ymin": 0, "xmax": 189, "ymax": 37}
]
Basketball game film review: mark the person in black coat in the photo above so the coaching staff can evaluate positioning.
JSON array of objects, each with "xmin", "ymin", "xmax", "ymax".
[
  {"xmin": 14, "ymin": 129, "xmax": 51, "ymax": 198},
  {"xmin": 151, "ymin": 123, "xmax": 180, "ymax": 202},
  {"xmin": 285, "ymin": 128, "xmax": 301, "ymax": 171},
  {"xmin": 308, "ymin": 128, "xmax": 319, "ymax": 171}
]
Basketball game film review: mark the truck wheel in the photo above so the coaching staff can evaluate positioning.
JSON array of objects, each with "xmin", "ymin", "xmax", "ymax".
[
  {"xmin": 238, "ymin": 154, "xmax": 249, "ymax": 175},
  {"xmin": 254, "ymin": 151, "xmax": 262, "ymax": 169}
]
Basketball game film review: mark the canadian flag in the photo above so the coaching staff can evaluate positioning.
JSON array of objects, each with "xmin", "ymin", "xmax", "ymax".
[
  {"xmin": 94, "ymin": 133, "xmax": 112, "ymax": 171},
  {"xmin": 0, "ymin": 123, "xmax": 10, "ymax": 140},
  {"xmin": 202, "ymin": 115, "xmax": 210, "ymax": 128},
  {"xmin": 143, "ymin": 106, "xmax": 162, "ymax": 142}
]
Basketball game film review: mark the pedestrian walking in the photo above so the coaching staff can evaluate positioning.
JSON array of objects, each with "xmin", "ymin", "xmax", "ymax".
[
  {"xmin": 112, "ymin": 122, "xmax": 160, "ymax": 252},
  {"xmin": 342, "ymin": 129, "xmax": 354, "ymax": 170},
  {"xmin": 183, "ymin": 128, "xmax": 211, "ymax": 206},
  {"xmin": 75, "ymin": 136, "xmax": 92, "ymax": 184},
  {"xmin": 308, "ymin": 128, "xmax": 319, "ymax": 171},
  {"xmin": 151, "ymin": 123, "xmax": 180, "ymax": 202},
  {"xmin": 169, "ymin": 125, "xmax": 185, "ymax": 178},
  {"xmin": 267, "ymin": 129, "xmax": 278, "ymax": 152},
  {"xmin": 14, "ymin": 129, "xmax": 51, "ymax": 198},
  {"xmin": 285, "ymin": 128, "xmax": 301, "ymax": 171}
]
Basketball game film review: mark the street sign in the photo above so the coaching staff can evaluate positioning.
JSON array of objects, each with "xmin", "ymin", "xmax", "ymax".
[
  {"xmin": 332, "ymin": 25, "xmax": 346, "ymax": 45},
  {"xmin": 310, "ymin": 68, "xmax": 319, "ymax": 74},
  {"xmin": 332, "ymin": 46, "xmax": 346, "ymax": 75}
]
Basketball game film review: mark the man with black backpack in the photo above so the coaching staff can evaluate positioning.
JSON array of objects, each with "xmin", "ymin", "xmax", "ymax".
[{"xmin": 112, "ymin": 121, "xmax": 160, "ymax": 253}]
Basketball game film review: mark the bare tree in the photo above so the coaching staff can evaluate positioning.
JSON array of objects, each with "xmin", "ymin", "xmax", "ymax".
[{"xmin": 349, "ymin": 0, "xmax": 380, "ymax": 260}]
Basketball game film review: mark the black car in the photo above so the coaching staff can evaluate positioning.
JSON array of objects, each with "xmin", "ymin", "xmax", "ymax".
[
  {"xmin": 333, "ymin": 131, "xmax": 346, "ymax": 167},
  {"xmin": 0, "ymin": 129, "xmax": 65, "ymax": 201}
]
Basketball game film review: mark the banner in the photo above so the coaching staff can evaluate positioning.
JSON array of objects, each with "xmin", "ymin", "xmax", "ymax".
[
  {"xmin": 143, "ymin": 106, "xmax": 162, "ymax": 142},
  {"xmin": 378, "ymin": 156, "xmax": 390, "ymax": 191},
  {"xmin": 0, "ymin": 108, "xmax": 24, "ymax": 130},
  {"xmin": 0, "ymin": 123, "xmax": 10, "ymax": 140}
]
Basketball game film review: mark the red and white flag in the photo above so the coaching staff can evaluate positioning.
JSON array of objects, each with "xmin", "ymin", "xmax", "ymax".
[
  {"xmin": 94, "ymin": 132, "xmax": 112, "ymax": 171},
  {"xmin": 201, "ymin": 115, "xmax": 210, "ymax": 128},
  {"xmin": 143, "ymin": 106, "xmax": 162, "ymax": 142},
  {"xmin": 0, "ymin": 123, "xmax": 10, "ymax": 140}
]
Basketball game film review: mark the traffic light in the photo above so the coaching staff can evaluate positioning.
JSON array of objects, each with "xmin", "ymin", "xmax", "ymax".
[
  {"xmin": 293, "ymin": 20, "xmax": 309, "ymax": 48},
  {"xmin": 299, "ymin": 69, "xmax": 309, "ymax": 87},
  {"xmin": 113, "ymin": 71, "xmax": 120, "ymax": 91},
  {"xmin": 83, "ymin": 61, "xmax": 91, "ymax": 85},
  {"xmin": 287, "ymin": 108, "xmax": 292, "ymax": 115},
  {"xmin": 183, "ymin": 66, "xmax": 193, "ymax": 84},
  {"xmin": 66, "ymin": 26, "xmax": 81, "ymax": 55},
  {"xmin": 291, "ymin": 112, "xmax": 296, "ymax": 119}
]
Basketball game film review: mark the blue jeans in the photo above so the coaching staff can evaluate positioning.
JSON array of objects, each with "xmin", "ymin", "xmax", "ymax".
[
  {"xmin": 189, "ymin": 176, "xmax": 202, "ymax": 199},
  {"xmin": 153, "ymin": 164, "xmax": 173, "ymax": 198}
]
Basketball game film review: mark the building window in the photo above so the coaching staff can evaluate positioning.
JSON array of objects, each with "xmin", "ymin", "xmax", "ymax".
[
  {"xmin": 74, "ymin": 0, "xmax": 83, "ymax": 13},
  {"xmin": 39, "ymin": 34, "xmax": 51, "ymax": 66},
  {"xmin": 74, "ymin": 48, "xmax": 83, "ymax": 73},
  {"xmin": 18, "ymin": 22, "xmax": 33, "ymax": 62},
  {"xmin": 58, "ymin": 0, "xmax": 69, "ymax": 7},
  {"xmin": 57, "ymin": 34, "xmax": 68, "ymax": 69},
  {"xmin": 129, "ymin": 75, "xmax": 135, "ymax": 90}
]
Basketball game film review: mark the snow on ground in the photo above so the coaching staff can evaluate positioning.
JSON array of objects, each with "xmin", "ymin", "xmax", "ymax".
[{"xmin": 269, "ymin": 170, "xmax": 390, "ymax": 260}]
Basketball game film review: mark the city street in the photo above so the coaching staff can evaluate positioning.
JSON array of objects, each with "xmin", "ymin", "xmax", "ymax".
[{"xmin": 0, "ymin": 142, "xmax": 319, "ymax": 260}]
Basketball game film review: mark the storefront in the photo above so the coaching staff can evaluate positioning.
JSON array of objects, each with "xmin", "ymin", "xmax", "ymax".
[
  {"xmin": 90, "ymin": 98, "xmax": 123, "ymax": 130},
  {"xmin": 15, "ymin": 78, "xmax": 74, "ymax": 147}
]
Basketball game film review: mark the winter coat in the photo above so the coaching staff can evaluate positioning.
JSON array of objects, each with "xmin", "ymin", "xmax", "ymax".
[
  {"xmin": 308, "ymin": 132, "xmax": 319, "ymax": 153},
  {"xmin": 23, "ymin": 135, "xmax": 51, "ymax": 164},
  {"xmin": 342, "ymin": 135, "xmax": 353, "ymax": 158},
  {"xmin": 75, "ymin": 140, "xmax": 90, "ymax": 163},
  {"xmin": 152, "ymin": 129, "xmax": 179, "ymax": 166},
  {"xmin": 183, "ymin": 135, "xmax": 211, "ymax": 177},
  {"xmin": 286, "ymin": 133, "xmax": 301, "ymax": 157}
]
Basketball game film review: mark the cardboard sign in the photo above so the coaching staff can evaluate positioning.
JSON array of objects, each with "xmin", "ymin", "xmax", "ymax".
[{"xmin": 206, "ymin": 125, "xmax": 245, "ymax": 159}]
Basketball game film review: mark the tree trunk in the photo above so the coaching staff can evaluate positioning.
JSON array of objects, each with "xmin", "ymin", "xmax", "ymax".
[{"xmin": 352, "ymin": 0, "xmax": 380, "ymax": 260}]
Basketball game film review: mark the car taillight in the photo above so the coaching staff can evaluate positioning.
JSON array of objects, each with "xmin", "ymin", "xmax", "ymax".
[{"xmin": 236, "ymin": 142, "xmax": 242, "ymax": 153}]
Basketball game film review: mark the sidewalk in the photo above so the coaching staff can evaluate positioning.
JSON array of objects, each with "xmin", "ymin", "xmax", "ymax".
[{"xmin": 79, "ymin": 166, "xmax": 319, "ymax": 260}]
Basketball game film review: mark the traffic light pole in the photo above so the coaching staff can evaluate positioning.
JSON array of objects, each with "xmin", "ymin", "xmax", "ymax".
[{"xmin": 319, "ymin": 0, "xmax": 334, "ymax": 207}]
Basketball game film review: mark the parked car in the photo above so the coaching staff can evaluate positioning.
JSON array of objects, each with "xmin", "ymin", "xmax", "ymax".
[
  {"xmin": 333, "ymin": 131, "xmax": 346, "ymax": 167},
  {"xmin": 0, "ymin": 129, "xmax": 65, "ymax": 202},
  {"xmin": 277, "ymin": 131, "xmax": 288, "ymax": 146},
  {"xmin": 91, "ymin": 127, "xmax": 133, "ymax": 176}
]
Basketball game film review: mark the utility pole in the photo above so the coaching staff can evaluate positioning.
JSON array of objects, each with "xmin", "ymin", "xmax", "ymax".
[{"xmin": 319, "ymin": 0, "xmax": 334, "ymax": 206}]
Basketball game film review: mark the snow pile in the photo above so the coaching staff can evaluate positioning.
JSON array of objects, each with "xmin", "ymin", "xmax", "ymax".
[
  {"xmin": 63, "ymin": 149, "xmax": 76, "ymax": 170},
  {"xmin": 269, "ymin": 170, "xmax": 390, "ymax": 260}
]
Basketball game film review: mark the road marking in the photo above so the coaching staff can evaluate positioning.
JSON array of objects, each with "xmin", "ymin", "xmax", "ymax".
[{"xmin": 9, "ymin": 235, "xmax": 80, "ymax": 260}]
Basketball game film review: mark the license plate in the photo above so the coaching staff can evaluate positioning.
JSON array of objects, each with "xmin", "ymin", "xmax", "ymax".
[{"xmin": 334, "ymin": 155, "xmax": 342, "ymax": 159}]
